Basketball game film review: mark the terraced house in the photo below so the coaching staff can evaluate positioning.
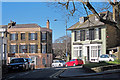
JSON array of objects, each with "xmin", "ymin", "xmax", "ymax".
[
  {"xmin": 7, "ymin": 20, "xmax": 52, "ymax": 68},
  {"xmin": 67, "ymin": 11, "xmax": 120, "ymax": 63}
]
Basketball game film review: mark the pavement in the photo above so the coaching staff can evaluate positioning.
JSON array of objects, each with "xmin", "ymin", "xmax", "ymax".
[{"xmin": 59, "ymin": 66, "xmax": 120, "ymax": 78}]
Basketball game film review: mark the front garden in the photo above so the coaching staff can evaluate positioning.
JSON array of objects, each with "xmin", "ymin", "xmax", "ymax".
[{"xmin": 83, "ymin": 60, "xmax": 120, "ymax": 72}]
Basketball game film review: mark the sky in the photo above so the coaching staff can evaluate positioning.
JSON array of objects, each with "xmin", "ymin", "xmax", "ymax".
[
  {"xmin": 1, "ymin": 1, "xmax": 113, "ymax": 42},
  {"xmin": 2, "ymin": 2, "xmax": 79, "ymax": 42}
]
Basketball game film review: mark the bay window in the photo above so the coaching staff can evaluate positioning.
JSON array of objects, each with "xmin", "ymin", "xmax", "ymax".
[{"xmin": 73, "ymin": 46, "xmax": 82, "ymax": 58}]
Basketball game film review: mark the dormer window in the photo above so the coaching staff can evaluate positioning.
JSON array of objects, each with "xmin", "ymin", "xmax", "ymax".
[
  {"xmin": 79, "ymin": 17, "xmax": 88, "ymax": 23},
  {"xmin": 95, "ymin": 16, "xmax": 99, "ymax": 21}
]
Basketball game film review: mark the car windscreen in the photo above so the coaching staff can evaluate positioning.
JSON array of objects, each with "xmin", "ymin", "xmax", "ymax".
[
  {"xmin": 110, "ymin": 54, "xmax": 116, "ymax": 58},
  {"xmin": 59, "ymin": 60, "xmax": 65, "ymax": 63},
  {"xmin": 54, "ymin": 61, "xmax": 59, "ymax": 63},
  {"xmin": 25, "ymin": 59, "xmax": 29, "ymax": 62},
  {"xmin": 100, "ymin": 55, "xmax": 109, "ymax": 58},
  {"xmin": 10, "ymin": 58, "xmax": 24, "ymax": 63}
]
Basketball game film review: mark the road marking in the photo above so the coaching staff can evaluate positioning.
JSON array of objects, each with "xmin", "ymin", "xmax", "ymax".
[
  {"xmin": 32, "ymin": 70, "xmax": 39, "ymax": 72},
  {"xmin": 49, "ymin": 69, "xmax": 65, "ymax": 78},
  {"xmin": 24, "ymin": 72, "xmax": 29, "ymax": 75},
  {"xmin": 8, "ymin": 76, "xmax": 15, "ymax": 79},
  {"xmin": 18, "ymin": 72, "xmax": 29, "ymax": 76},
  {"xmin": 19, "ymin": 73, "xmax": 25, "ymax": 76}
]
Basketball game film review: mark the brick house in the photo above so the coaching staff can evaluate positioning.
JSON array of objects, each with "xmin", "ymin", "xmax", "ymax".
[
  {"xmin": 7, "ymin": 20, "xmax": 52, "ymax": 68},
  {"xmin": 67, "ymin": 11, "xmax": 120, "ymax": 63}
]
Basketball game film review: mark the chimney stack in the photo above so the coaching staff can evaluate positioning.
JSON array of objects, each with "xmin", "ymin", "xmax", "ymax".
[{"xmin": 46, "ymin": 20, "xmax": 50, "ymax": 29}]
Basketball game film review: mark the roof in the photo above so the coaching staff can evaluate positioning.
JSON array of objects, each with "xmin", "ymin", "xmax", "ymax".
[
  {"xmin": 11, "ymin": 24, "xmax": 41, "ymax": 28},
  {"xmin": 0, "ymin": 25, "xmax": 7, "ymax": 28},
  {"xmin": 67, "ymin": 11, "xmax": 113, "ymax": 30},
  {"xmin": 41, "ymin": 27, "xmax": 52, "ymax": 32}
]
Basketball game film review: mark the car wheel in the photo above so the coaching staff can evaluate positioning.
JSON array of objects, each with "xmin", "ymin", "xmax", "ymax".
[
  {"xmin": 59, "ymin": 64, "xmax": 61, "ymax": 67},
  {"xmin": 52, "ymin": 65, "xmax": 54, "ymax": 67},
  {"xmin": 29, "ymin": 66, "xmax": 32, "ymax": 70},
  {"xmin": 65, "ymin": 64, "xmax": 68, "ymax": 67},
  {"xmin": 23, "ymin": 66, "xmax": 26, "ymax": 71},
  {"xmin": 109, "ymin": 59, "xmax": 112, "ymax": 61},
  {"xmin": 33, "ymin": 65, "xmax": 35, "ymax": 70},
  {"xmin": 73, "ymin": 63, "xmax": 76, "ymax": 67}
]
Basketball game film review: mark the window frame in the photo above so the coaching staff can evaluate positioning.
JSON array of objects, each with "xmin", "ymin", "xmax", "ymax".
[
  {"xmin": 29, "ymin": 45, "xmax": 38, "ymax": 53},
  {"xmin": 10, "ymin": 45, "xmax": 18, "ymax": 53},
  {"xmin": 21, "ymin": 33, "xmax": 25, "ymax": 40},
  {"xmin": 29, "ymin": 33, "xmax": 37, "ymax": 40},
  {"xmin": 10, "ymin": 33, "xmax": 18, "ymax": 41}
]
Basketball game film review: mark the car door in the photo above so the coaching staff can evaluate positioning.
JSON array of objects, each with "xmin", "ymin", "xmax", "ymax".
[
  {"xmin": 66, "ymin": 61, "xmax": 70, "ymax": 66},
  {"xmin": 69, "ymin": 60, "xmax": 74, "ymax": 66}
]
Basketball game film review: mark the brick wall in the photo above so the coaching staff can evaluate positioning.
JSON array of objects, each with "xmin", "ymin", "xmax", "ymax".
[
  {"xmin": 106, "ymin": 25, "xmax": 119, "ymax": 49},
  {"xmin": 7, "ymin": 26, "xmax": 53, "ymax": 68}
]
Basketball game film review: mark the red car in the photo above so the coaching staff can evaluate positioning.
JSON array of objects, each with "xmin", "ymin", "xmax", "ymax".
[{"xmin": 65, "ymin": 59, "xmax": 84, "ymax": 67}]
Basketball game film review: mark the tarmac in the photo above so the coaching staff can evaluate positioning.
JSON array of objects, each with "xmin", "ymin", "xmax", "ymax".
[{"xmin": 59, "ymin": 66, "xmax": 120, "ymax": 78}]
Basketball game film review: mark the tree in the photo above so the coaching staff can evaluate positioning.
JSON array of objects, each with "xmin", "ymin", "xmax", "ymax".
[
  {"xmin": 55, "ymin": 0, "xmax": 120, "ymax": 46},
  {"xmin": 57, "ymin": 0, "xmax": 120, "ymax": 29},
  {"xmin": 53, "ymin": 35, "xmax": 71, "ymax": 60}
]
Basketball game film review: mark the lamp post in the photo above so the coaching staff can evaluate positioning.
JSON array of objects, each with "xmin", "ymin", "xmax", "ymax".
[
  {"xmin": 54, "ymin": 19, "xmax": 69, "ymax": 61},
  {"xmin": 65, "ymin": 20, "xmax": 68, "ymax": 62}
]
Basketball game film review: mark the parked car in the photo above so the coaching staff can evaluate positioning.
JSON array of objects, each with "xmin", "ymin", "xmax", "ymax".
[
  {"xmin": 51, "ymin": 60, "xmax": 65, "ymax": 67},
  {"xmin": 98, "ymin": 54, "xmax": 115, "ymax": 62},
  {"xmin": 8, "ymin": 58, "xmax": 29, "ymax": 71},
  {"xmin": 25, "ymin": 58, "xmax": 35, "ymax": 70},
  {"xmin": 109, "ymin": 54, "xmax": 116, "ymax": 59},
  {"xmin": 65, "ymin": 59, "xmax": 84, "ymax": 67}
]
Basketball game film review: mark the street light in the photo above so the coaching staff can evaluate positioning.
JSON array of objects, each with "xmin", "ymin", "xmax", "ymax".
[{"xmin": 54, "ymin": 19, "xmax": 68, "ymax": 61}]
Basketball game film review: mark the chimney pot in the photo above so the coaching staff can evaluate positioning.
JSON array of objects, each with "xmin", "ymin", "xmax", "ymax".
[{"xmin": 47, "ymin": 20, "xmax": 50, "ymax": 29}]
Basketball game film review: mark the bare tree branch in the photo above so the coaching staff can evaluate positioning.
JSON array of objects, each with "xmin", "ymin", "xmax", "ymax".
[
  {"xmin": 69, "ymin": 2, "xmax": 76, "ymax": 16},
  {"xmin": 83, "ymin": 2, "xmax": 118, "ymax": 29},
  {"xmin": 108, "ymin": 0, "xmax": 115, "ymax": 6}
]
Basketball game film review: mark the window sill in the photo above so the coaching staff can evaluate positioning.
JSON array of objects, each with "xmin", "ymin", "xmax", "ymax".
[
  {"xmin": 10, "ymin": 40, "xmax": 17, "ymax": 41},
  {"xmin": 29, "ymin": 39, "xmax": 36, "ymax": 41}
]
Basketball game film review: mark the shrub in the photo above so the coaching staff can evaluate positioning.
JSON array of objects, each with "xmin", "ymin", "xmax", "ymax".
[
  {"xmin": 84, "ymin": 61, "xmax": 113, "ymax": 68},
  {"xmin": 108, "ymin": 59, "xmax": 120, "ymax": 64}
]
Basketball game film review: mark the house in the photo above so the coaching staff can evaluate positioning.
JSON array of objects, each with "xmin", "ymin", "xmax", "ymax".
[
  {"xmin": 67, "ymin": 11, "xmax": 120, "ymax": 63},
  {"xmin": 0, "ymin": 25, "xmax": 8, "ymax": 75},
  {"xmin": 7, "ymin": 20, "xmax": 52, "ymax": 68},
  {"xmin": 0, "ymin": 25, "xmax": 7, "ymax": 65}
]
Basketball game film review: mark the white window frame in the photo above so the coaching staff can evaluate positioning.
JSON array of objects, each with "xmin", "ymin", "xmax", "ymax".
[
  {"xmin": 95, "ymin": 28, "xmax": 99, "ymax": 40},
  {"xmin": 84, "ymin": 44, "xmax": 101, "ymax": 62},
  {"xmin": 85, "ymin": 29, "xmax": 89, "ymax": 41},
  {"xmin": 73, "ymin": 45, "xmax": 82, "ymax": 58}
]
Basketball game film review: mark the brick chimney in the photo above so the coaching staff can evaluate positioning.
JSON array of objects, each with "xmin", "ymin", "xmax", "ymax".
[{"xmin": 46, "ymin": 20, "xmax": 50, "ymax": 29}]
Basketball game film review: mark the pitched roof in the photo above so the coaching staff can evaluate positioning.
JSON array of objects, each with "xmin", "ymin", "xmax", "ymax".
[
  {"xmin": 67, "ymin": 11, "xmax": 113, "ymax": 30},
  {"xmin": 11, "ymin": 24, "xmax": 41, "ymax": 28}
]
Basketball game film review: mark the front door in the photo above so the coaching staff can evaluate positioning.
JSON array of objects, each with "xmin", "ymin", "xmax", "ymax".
[
  {"xmin": 30, "ymin": 56, "xmax": 36, "ymax": 65},
  {"xmin": 87, "ymin": 46, "xmax": 90, "ymax": 61}
]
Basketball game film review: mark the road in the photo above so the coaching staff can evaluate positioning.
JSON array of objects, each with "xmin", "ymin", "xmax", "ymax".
[
  {"xmin": 2, "ymin": 66, "xmax": 120, "ymax": 80},
  {"xmin": 2, "ymin": 67, "xmax": 64, "ymax": 80}
]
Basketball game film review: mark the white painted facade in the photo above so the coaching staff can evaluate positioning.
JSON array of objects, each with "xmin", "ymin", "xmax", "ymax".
[
  {"xmin": 71, "ymin": 26, "xmax": 106, "ymax": 63},
  {"xmin": 0, "ymin": 28, "xmax": 7, "ymax": 65}
]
